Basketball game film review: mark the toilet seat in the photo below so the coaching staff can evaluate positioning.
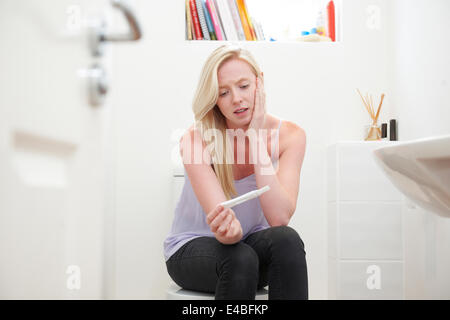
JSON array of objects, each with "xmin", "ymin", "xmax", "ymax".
[{"xmin": 166, "ymin": 282, "xmax": 269, "ymax": 300}]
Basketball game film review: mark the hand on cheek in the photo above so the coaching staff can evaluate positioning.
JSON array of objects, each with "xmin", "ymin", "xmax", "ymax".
[{"xmin": 249, "ymin": 72, "xmax": 266, "ymax": 132}]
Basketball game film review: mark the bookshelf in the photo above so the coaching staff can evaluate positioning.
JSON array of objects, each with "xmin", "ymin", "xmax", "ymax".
[{"xmin": 185, "ymin": 0, "xmax": 342, "ymax": 43}]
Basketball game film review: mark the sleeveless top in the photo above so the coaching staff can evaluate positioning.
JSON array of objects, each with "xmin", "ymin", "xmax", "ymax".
[{"xmin": 163, "ymin": 120, "xmax": 283, "ymax": 261}]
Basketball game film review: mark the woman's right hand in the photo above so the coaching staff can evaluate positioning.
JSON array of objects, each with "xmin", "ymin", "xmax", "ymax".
[{"xmin": 206, "ymin": 204, "xmax": 243, "ymax": 245}]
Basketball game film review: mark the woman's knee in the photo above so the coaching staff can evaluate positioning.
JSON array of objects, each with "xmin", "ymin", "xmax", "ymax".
[
  {"xmin": 218, "ymin": 243, "xmax": 259, "ymax": 277},
  {"xmin": 269, "ymin": 226, "xmax": 305, "ymax": 253}
]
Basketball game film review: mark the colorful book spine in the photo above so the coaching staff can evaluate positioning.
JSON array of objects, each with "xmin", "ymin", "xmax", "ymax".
[
  {"xmin": 226, "ymin": 0, "xmax": 245, "ymax": 41},
  {"xmin": 185, "ymin": 0, "xmax": 193, "ymax": 40},
  {"xmin": 235, "ymin": 0, "xmax": 252, "ymax": 40},
  {"xmin": 250, "ymin": 17, "xmax": 262, "ymax": 40},
  {"xmin": 206, "ymin": 0, "xmax": 224, "ymax": 40},
  {"xmin": 242, "ymin": 0, "xmax": 256, "ymax": 40},
  {"xmin": 196, "ymin": 0, "xmax": 210, "ymax": 40},
  {"xmin": 249, "ymin": 16, "xmax": 258, "ymax": 40},
  {"xmin": 189, "ymin": 0, "xmax": 203, "ymax": 40},
  {"xmin": 212, "ymin": 0, "xmax": 227, "ymax": 40},
  {"xmin": 255, "ymin": 19, "xmax": 265, "ymax": 40},
  {"xmin": 215, "ymin": 0, "xmax": 239, "ymax": 41},
  {"xmin": 202, "ymin": 0, "xmax": 217, "ymax": 40},
  {"xmin": 213, "ymin": 0, "xmax": 225, "ymax": 39}
]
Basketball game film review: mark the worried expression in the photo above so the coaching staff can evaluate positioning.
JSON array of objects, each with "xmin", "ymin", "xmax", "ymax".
[{"xmin": 216, "ymin": 58, "xmax": 257, "ymax": 127}]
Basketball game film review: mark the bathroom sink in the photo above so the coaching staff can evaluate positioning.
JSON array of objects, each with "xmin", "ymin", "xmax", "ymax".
[{"xmin": 373, "ymin": 135, "xmax": 450, "ymax": 218}]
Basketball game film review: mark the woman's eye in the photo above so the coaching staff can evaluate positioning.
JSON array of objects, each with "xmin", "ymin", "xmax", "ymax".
[
  {"xmin": 220, "ymin": 91, "xmax": 228, "ymax": 97},
  {"xmin": 240, "ymin": 84, "xmax": 249, "ymax": 89}
]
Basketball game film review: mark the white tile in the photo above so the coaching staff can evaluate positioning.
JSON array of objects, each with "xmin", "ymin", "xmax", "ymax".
[
  {"xmin": 327, "ymin": 144, "xmax": 337, "ymax": 202},
  {"xmin": 338, "ymin": 261, "xmax": 404, "ymax": 300},
  {"xmin": 403, "ymin": 204, "xmax": 427, "ymax": 299},
  {"xmin": 328, "ymin": 257, "xmax": 338, "ymax": 300},
  {"xmin": 339, "ymin": 202, "xmax": 403, "ymax": 260},
  {"xmin": 327, "ymin": 202, "xmax": 337, "ymax": 259},
  {"xmin": 337, "ymin": 142, "xmax": 403, "ymax": 201}
]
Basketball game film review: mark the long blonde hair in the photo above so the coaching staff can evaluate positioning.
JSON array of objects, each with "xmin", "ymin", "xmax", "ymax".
[{"xmin": 192, "ymin": 44, "xmax": 262, "ymax": 200}]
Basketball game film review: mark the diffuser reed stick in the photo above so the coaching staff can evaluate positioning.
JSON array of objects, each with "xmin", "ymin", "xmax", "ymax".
[{"xmin": 357, "ymin": 89, "xmax": 385, "ymax": 141}]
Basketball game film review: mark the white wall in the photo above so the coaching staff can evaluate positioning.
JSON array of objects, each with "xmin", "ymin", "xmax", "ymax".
[
  {"xmin": 391, "ymin": 0, "xmax": 450, "ymax": 299},
  {"xmin": 110, "ymin": 0, "xmax": 449, "ymax": 299},
  {"xmin": 391, "ymin": 0, "xmax": 450, "ymax": 141}
]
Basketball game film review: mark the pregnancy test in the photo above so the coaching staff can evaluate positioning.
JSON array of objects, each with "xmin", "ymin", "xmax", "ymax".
[{"xmin": 220, "ymin": 186, "xmax": 270, "ymax": 209}]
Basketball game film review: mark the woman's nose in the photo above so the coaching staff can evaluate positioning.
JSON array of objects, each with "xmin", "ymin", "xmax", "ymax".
[{"xmin": 231, "ymin": 89, "xmax": 242, "ymax": 105}]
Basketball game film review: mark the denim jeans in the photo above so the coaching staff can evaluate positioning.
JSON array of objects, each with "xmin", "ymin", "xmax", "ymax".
[{"xmin": 166, "ymin": 225, "xmax": 308, "ymax": 300}]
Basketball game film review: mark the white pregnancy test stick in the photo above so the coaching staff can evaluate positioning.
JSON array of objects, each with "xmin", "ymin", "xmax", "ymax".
[{"xmin": 220, "ymin": 185, "xmax": 270, "ymax": 209}]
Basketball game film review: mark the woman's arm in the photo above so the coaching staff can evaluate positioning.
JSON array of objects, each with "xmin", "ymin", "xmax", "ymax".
[
  {"xmin": 180, "ymin": 127, "xmax": 243, "ymax": 244},
  {"xmin": 249, "ymin": 122, "xmax": 306, "ymax": 226},
  {"xmin": 180, "ymin": 126, "xmax": 227, "ymax": 215}
]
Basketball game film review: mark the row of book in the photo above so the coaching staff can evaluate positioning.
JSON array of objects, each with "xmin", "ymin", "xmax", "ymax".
[{"xmin": 186, "ymin": 0, "xmax": 265, "ymax": 41}]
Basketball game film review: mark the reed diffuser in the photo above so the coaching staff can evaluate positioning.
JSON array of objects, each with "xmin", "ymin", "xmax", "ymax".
[{"xmin": 357, "ymin": 89, "xmax": 385, "ymax": 141}]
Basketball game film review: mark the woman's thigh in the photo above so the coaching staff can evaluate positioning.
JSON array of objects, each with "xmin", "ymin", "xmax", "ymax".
[
  {"xmin": 166, "ymin": 237, "xmax": 222, "ymax": 293},
  {"xmin": 243, "ymin": 225, "xmax": 308, "ymax": 299},
  {"xmin": 166, "ymin": 236, "xmax": 259, "ymax": 293},
  {"xmin": 243, "ymin": 226, "xmax": 306, "ymax": 279}
]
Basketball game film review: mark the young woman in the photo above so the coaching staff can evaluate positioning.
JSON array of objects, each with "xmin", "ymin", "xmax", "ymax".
[{"xmin": 164, "ymin": 45, "xmax": 308, "ymax": 300}]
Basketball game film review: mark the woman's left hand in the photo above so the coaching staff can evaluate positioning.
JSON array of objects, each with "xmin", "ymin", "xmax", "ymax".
[{"xmin": 248, "ymin": 72, "xmax": 266, "ymax": 133}]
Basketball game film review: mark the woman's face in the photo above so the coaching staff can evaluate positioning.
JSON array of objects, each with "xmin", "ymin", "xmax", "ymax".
[{"xmin": 216, "ymin": 58, "xmax": 256, "ymax": 129}]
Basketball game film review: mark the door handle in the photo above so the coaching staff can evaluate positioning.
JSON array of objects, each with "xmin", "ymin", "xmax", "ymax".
[
  {"xmin": 88, "ymin": 63, "xmax": 109, "ymax": 107},
  {"xmin": 90, "ymin": 0, "xmax": 142, "ymax": 56}
]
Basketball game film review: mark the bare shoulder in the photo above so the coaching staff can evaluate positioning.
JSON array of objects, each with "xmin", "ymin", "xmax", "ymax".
[
  {"xmin": 181, "ymin": 124, "xmax": 200, "ymax": 142},
  {"xmin": 280, "ymin": 120, "xmax": 306, "ymax": 152},
  {"xmin": 282, "ymin": 120, "xmax": 305, "ymax": 136},
  {"xmin": 180, "ymin": 124, "xmax": 211, "ymax": 163},
  {"xmin": 185, "ymin": 124, "xmax": 195, "ymax": 136}
]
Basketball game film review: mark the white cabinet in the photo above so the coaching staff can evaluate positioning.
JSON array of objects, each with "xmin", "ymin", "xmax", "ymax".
[{"xmin": 327, "ymin": 142, "xmax": 405, "ymax": 299}]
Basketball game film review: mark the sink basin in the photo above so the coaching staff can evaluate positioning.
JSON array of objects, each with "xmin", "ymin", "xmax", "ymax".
[{"xmin": 373, "ymin": 135, "xmax": 450, "ymax": 218}]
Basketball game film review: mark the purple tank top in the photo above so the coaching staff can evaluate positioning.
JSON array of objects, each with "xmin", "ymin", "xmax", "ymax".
[{"xmin": 163, "ymin": 120, "xmax": 282, "ymax": 261}]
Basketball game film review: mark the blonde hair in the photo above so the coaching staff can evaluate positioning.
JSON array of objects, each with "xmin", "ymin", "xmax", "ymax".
[{"xmin": 192, "ymin": 44, "xmax": 262, "ymax": 200}]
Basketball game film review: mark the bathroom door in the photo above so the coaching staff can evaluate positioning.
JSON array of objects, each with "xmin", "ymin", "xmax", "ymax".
[{"xmin": 0, "ymin": 0, "xmax": 113, "ymax": 299}]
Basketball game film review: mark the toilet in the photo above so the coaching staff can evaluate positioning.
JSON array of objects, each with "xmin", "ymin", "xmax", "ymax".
[
  {"xmin": 166, "ymin": 281, "xmax": 269, "ymax": 300},
  {"xmin": 167, "ymin": 159, "xmax": 269, "ymax": 300}
]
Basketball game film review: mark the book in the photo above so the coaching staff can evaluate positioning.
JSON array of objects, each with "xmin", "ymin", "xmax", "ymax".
[
  {"xmin": 212, "ymin": 0, "xmax": 225, "ymax": 39},
  {"xmin": 249, "ymin": 16, "xmax": 258, "ymax": 40},
  {"xmin": 241, "ymin": 0, "xmax": 257, "ymax": 40},
  {"xmin": 214, "ymin": 0, "xmax": 239, "ymax": 41},
  {"xmin": 235, "ymin": 0, "xmax": 253, "ymax": 40},
  {"xmin": 256, "ymin": 20, "xmax": 266, "ymax": 40},
  {"xmin": 206, "ymin": 0, "xmax": 224, "ymax": 40},
  {"xmin": 251, "ymin": 17, "xmax": 265, "ymax": 41},
  {"xmin": 201, "ymin": 0, "xmax": 217, "ymax": 40},
  {"xmin": 226, "ymin": 0, "xmax": 246, "ymax": 41},
  {"xmin": 185, "ymin": 0, "xmax": 193, "ymax": 40},
  {"xmin": 196, "ymin": 0, "xmax": 210, "ymax": 40},
  {"xmin": 212, "ymin": 0, "xmax": 227, "ymax": 40},
  {"xmin": 189, "ymin": 0, "xmax": 203, "ymax": 40},
  {"xmin": 191, "ymin": 14, "xmax": 196, "ymax": 39}
]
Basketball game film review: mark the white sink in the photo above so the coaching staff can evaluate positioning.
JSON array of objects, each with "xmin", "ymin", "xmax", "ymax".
[{"xmin": 373, "ymin": 135, "xmax": 450, "ymax": 218}]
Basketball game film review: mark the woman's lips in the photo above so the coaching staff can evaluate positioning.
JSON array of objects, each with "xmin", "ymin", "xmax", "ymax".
[{"xmin": 234, "ymin": 108, "xmax": 249, "ymax": 116}]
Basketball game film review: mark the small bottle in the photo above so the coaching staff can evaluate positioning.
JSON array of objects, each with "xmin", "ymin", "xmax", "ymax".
[
  {"xmin": 389, "ymin": 119, "xmax": 397, "ymax": 141},
  {"xmin": 316, "ymin": 6, "xmax": 326, "ymax": 36},
  {"xmin": 381, "ymin": 123, "xmax": 388, "ymax": 140},
  {"xmin": 327, "ymin": 0, "xmax": 336, "ymax": 41}
]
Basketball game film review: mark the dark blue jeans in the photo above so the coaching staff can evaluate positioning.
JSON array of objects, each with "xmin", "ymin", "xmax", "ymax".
[{"xmin": 166, "ymin": 226, "xmax": 308, "ymax": 300}]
